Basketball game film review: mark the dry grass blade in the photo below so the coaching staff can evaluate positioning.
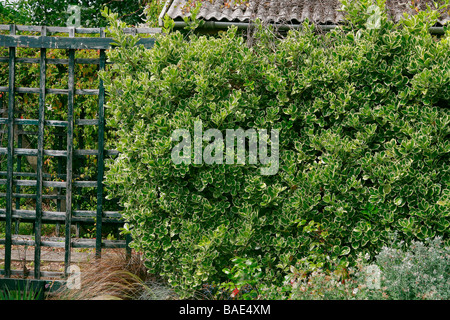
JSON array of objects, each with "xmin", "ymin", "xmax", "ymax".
[{"xmin": 50, "ymin": 251, "xmax": 176, "ymax": 300}]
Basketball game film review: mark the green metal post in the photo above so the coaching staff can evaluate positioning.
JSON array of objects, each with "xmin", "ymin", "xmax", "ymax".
[{"xmin": 5, "ymin": 24, "xmax": 16, "ymax": 278}]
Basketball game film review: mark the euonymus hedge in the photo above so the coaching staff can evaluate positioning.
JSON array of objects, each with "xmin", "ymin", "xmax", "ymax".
[{"xmin": 101, "ymin": 1, "xmax": 450, "ymax": 297}]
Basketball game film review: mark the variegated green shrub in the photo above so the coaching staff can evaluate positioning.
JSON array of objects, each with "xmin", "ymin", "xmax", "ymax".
[{"xmin": 101, "ymin": 2, "xmax": 449, "ymax": 297}]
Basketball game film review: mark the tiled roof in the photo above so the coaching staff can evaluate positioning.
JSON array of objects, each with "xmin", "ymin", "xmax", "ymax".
[{"xmin": 161, "ymin": 0, "xmax": 450, "ymax": 26}]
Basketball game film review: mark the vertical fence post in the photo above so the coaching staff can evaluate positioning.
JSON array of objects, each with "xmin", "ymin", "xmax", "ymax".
[
  {"xmin": 34, "ymin": 26, "xmax": 47, "ymax": 279},
  {"xmin": 56, "ymin": 128, "xmax": 63, "ymax": 237},
  {"xmin": 4, "ymin": 24, "xmax": 16, "ymax": 278},
  {"xmin": 96, "ymin": 28, "xmax": 106, "ymax": 258},
  {"xmin": 15, "ymin": 106, "xmax": 21, "ymax": 234},
  {"xmin": 64, "ymin": 27, "xmax": 76, "ymax": 277}
]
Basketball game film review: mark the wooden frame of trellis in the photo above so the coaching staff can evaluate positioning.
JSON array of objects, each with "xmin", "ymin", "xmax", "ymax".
[{"xmin": 0, "ymin": 24, "xmax": 157, "ymax": 285}]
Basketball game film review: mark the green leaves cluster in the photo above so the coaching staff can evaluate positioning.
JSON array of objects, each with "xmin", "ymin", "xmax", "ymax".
[
  {"xmin": 0, "ymin": 0, "xmax": 30, "ymax": 25},
  {"xmin": 219, "ymin": 257, "xmax": 263, "ymax": 299},
  {"xmin": 101, "ymin": 4, "xmax": 450, "ymax": 298},
  {"xmin": 1, "ymin": 0, "xmax": 164, "ymax": 28},
  {"xmin": 7, "ymin": 0, "xmax": 151, "ymax": 27}
]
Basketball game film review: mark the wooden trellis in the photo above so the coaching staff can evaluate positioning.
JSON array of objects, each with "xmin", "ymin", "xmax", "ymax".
[{"xmin": 0, "ymin": 24, "xmax": 158, "ymax": 284}]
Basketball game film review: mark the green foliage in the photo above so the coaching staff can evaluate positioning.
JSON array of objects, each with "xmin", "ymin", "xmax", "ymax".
[
  {"xmin": 0, "ymin": 0, "xmax": 164, "ymax": 27},
  {"xmin": 289, "ymin": 267, "xmax": 369, "ymax": 300},
  {"xmin": 0, "ymin": 284, "xmax": 42, "ymax": 300},
  {"xmin": 218, "ymin": 257, "xmax": 262, "ymax": 299},
  {"xmin": 289, "ymin": 236, "xmax": 450, "ymax": 300},
  {"xmin": 0, "ymin": 0, "xmax": 30, "ymax": 24},
  {"xmin": 101, "ymin": 2, "xmax": 450, "ymax": 298},
  {"xmin": 25, "ymin": 0, "xmax": 143, "ymax": 27}
]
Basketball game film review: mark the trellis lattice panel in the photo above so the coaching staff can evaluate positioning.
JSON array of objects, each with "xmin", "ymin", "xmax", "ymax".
[{"xmin": 0, "ymin": 24, "xmax": 158, "ymax": 281}]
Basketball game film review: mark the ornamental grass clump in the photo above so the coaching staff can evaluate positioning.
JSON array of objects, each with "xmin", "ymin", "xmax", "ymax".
[
  {"xmin": 50, "ymin": 252, "xmax": 177, "ymax": 300},
  {"xmin": 100, "ymin": 0, "xmax": 450, "ymax": 298}
]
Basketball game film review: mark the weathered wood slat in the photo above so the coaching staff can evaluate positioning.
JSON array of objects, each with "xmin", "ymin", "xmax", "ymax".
[
  {"xmin": 0, "ymin": 86, "xmax": 99, "ymax": 95},
  {"xmin": 0, "ymin": 34, "xmax": 115, "ymax": 49},
  {"xmin": 75, "ymin": 149, "xmax": 99, "ymax": 156},
  {"xmin": 73, "ymin": 239, "xmax": 127, "ymax": 248},
  {"xmin": 75, "ymin": 149, "xmax": 119, "ymax": 156},
  {"xmin": 76, "ymin": 119, "xmax": 99, "ymax": 125},
  {"xmin": 44, "ymin": 209, "xmax": 122, "ymax": 218},
  {"xmin": 0, "ymin": 179, "xmax": 63, "ymax": 187},
  {"xmin": 0, "ymin": 118, "xmax": 101, "ymax": 126},
  {"xmin": 73, "ymin": 210, "xmax": 122, "ymax": 218},
  {"xmin": 0, "ymin": 24, "xmax": 160, "ymax": 34},
  {"xmin": 0, "ymin": 57, "xmax": 110, "ymax": 65},
  {"xmin": 0, "ymin": 192, "xmax": 65, "ymax": 200},
  {"xmin": 0, "ymin": 192, "xmax": 36, "ymax": 199},
  {"xmin": 39, "ymin": 271, "xmax": 65, "ymax": 278},
  {"xmin": 0, "ymin": 147, "xmax": 118, "ymax": 156},
  {"xmin": 0, "ymin": 34, "xmax": 156, "ymax": 49},
  {"xmin": 0, "ymin": 129, "xmax": 65, "ymax": 136},
  {"xmin": 45, "ymin": 150, "xmax": 68, "ymax": 157},
  {"xmin": 0, "ymin": 147, "xmax": 67, "ymax": 157},
  {"xmin": 0, "ymin": 179, "xmax": 102, "ymax": 188},
  {"xmin": 0, "ymin": 270, "xmax": 65, "ymax": 280},
  {"xmin": 48, "ymin": 26, "xmax": 101, "ymax": 34},
  {"xmin": 73, "ymin": 181, "xmax": 97, "ymax": 187},
  {"xmin": 14, "ymin": 119, "xmax": 69, "ymax": 127},
  {"xmin": 0, "ymin": 238, "xmax": 126, "ymax": 248},
  {"xmin": 0, "ymin": 209, "xmax": 122, "ymax": 223},
  {"xmin": 0, "ymin": 171, "xmax": 66, "ymax": 179}
]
